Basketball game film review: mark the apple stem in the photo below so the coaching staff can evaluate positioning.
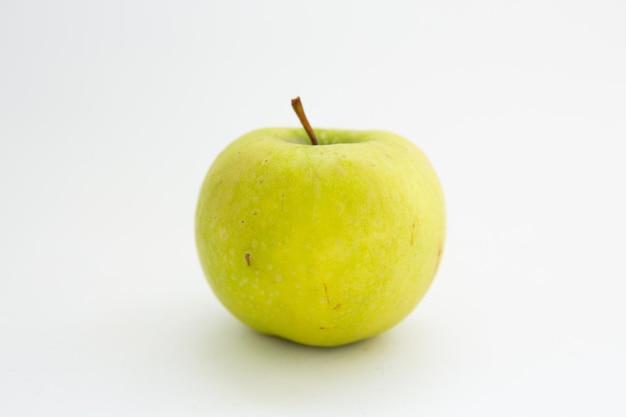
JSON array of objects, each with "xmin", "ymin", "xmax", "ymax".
[{"xmin": 291, "ymin": 96, "xmax": 319, "ymax": 145}]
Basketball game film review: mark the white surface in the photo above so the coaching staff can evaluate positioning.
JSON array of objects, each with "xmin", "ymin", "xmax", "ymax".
[{"xmin": 1, "ymin": 0, "xmax": 625, "ymax": 415}]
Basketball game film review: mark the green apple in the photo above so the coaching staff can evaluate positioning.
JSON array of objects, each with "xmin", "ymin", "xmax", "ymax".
[{"xmin": 195, "ymin": 98, "xmax": 445, "ymax": 347}]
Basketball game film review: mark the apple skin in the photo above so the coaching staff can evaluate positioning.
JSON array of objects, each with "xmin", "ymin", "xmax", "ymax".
[{"xmin": 195, "ymin": 128, "xmax": 445, "ymax": 347}]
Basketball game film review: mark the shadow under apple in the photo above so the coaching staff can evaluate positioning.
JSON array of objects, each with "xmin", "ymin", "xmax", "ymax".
[{"xmin": 185, "ymin": 307, "xmax": 443, "ymax": 413}]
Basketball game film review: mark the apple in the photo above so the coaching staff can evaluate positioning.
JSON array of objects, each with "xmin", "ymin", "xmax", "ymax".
[{"xmin": 195, "ymin": 98, "xmax": 445, "ymax": 347}]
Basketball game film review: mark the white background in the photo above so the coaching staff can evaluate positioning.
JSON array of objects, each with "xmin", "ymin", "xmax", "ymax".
[{"xmin": 1, "ymin": 0, "xmax": 625, "ymax": 415}]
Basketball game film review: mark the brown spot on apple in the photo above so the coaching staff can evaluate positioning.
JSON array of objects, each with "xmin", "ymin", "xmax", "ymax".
[
  {"xmin": 410, "ymin": 217, "xmax": 419, "ymax": 246},
  {"xmin": 245, "ymin": 253, "xmax": 251, "ymax": 266},
  {"xmin": 323, "ymin": 283, "xmax": 331, "ymax": 305}
]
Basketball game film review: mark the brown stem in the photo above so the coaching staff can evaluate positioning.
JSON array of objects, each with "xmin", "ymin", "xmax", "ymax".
[{"xmin": 291, "ymin": 96, "xmax": 319, "ymax": 145}]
